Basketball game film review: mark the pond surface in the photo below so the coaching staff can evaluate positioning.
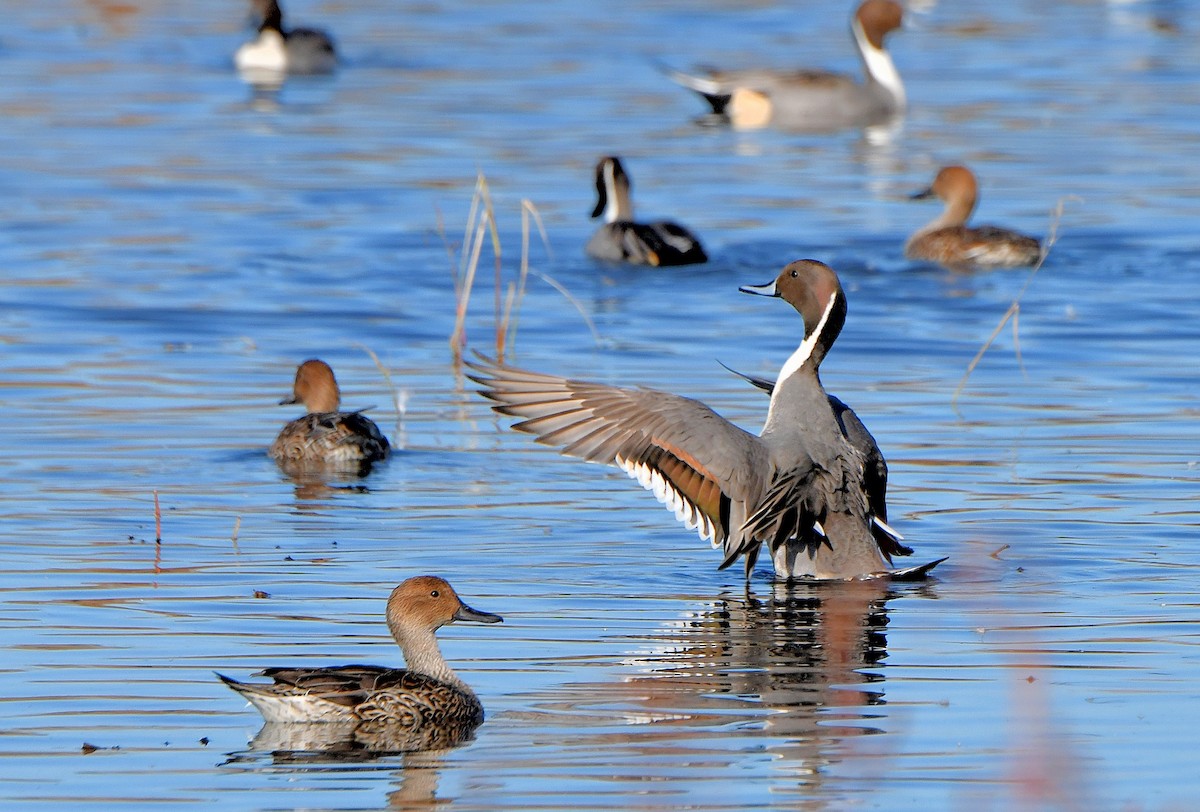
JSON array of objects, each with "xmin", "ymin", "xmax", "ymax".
[{"xmin": 2, "ymin": 0, "xmax": 1200, "ymax": 809}]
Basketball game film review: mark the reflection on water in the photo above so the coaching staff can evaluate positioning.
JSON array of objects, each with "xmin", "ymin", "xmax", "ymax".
[{"xmin": 533, "ymin": 581, "xmax": 912, "ymax": 792}]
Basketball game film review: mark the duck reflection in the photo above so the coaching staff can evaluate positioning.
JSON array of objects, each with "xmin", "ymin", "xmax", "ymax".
[
  {"xmin": 546, "ymin": 578, "xmax": 930, "ymax": 788},
  {"xmin": 238, "ymin": 717, "xmax": 479, "ymax": 759},
  {"xmin": 223, "ymin": 723, "xmax": 460, "ymax": 807}
]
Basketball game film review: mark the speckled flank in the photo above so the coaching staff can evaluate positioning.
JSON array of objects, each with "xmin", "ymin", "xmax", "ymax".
[
  {"xmin": 219, "ymin": 576, "xmax": 502, "ymax": 750},
  {"xmin": 905, "ymin": 165, "xmax": 1043, "ymax": 270}
]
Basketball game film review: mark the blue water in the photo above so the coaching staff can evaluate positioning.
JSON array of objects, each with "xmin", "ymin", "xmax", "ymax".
[{"xmin": 2, "ymin": 0, "xmax": 1199, "ymax": 809}]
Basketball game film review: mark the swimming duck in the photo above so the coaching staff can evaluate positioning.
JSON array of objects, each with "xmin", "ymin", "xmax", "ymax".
[
  {"xmin": 235, "ymin": 0, "xmax": 337, "ymax": 76},
  {"xmin": 269, "ymin": 359, "xmax": 390, "ymax": 473},
  {"xmin": 905, "ymin": 165, "xmax": 1043, "ymax": 270},
  {"xmin": 219, "ymin": 576, "xmax": 502, "ymax": 732},
  {"xmin": 586, "ymin": 156, "xmax": 708, "ymax": 267},
  {"xmin": 668, "ymin": 0, "xmax": 905, "ymax": 131},
  {"xmin": 469, "ymin": 260, "xmax": 942, "ymax": 581}
]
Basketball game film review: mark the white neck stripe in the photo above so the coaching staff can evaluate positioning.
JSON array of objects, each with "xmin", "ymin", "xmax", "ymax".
[
  {"xmin": 854, "ymin": 19, "xmax": 905, "ymax": 107},
  {"xmin": 602, "ymin": 161, "xmax": 621, "ymax": 223},
  {"xmin": 776, "ymin": 290, "xmax": 838, "ymax": 385}
]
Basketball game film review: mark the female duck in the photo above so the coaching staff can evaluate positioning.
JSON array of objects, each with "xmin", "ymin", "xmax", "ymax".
[
  {"xmin": 235, "ymin": 0, "xmax": 337, "ymax": 76},
  {"xmin": 668, "ymin": 0, "xmax": 905, "ymax": 131},
  {"xmin": 219, "ymin": 576, "xmax": 502, "ymax": 734},
  {"xmin": 269, "ymin": 359, "xmax": 390, "ymax": 473},
  {"xmin": 586, "ymin": 156, "xmax": 707, "ymax": 267},
  {"xmin": 905, "ymin": 165, "xmax": 1043, "ymax": 271}
]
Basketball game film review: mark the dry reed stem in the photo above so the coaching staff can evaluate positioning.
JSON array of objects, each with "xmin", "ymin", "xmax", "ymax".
[
  {"xmin": 952, "ymin": 196, "xmax": 1079, "ymax": 408},
  {"xmin": 450, "ymin": 173, "xmax": 500, "ymax": 365},
  {"xmin": 449, "ymin": 173, "xmax": 602, "ymax": 367},
  {"xmin": 497, "ymin": 199, "xmax": 552, "ymax": 358},
  {"xmin": 231, "ymin": 516, "xmax": 241, "ymax": 549},
  {"xmin": 355, "ymin": 342, "xmax": 405, "ymax": 419},
  {"xmin": 153, "ymin": 489, "xmax": 162, "ymax": 544}
]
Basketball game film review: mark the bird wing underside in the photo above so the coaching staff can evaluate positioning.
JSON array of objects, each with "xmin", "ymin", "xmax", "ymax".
[{"xmin": 468, "ymin": 356, "xmax": 769, "ymax": 547}]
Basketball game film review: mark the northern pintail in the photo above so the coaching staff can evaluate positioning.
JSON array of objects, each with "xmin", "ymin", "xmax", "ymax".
[
  {"xmin": 269, "ymin": 359, "xmax": 390, "ymax": 473},
  {"xmin": 219, "ymin": 576, "xmax": 502, "ymax": 731},
  {"xmin": 468, "ymin": 260, "xmax": 942, "ymax": 582},
  {"xmin": 905, "ymin": 165, "xmax": 1043, "ymax": 270},
  {"xmin": 668, "ymin": 0, "xmax": 905, "ymax": 131},
  {"xmin": 235, "ymin": 0, "xmax": 337, "ymax": 76},
  {"xmin": 586, "ymin": 156, "xmax": 708, "ymax": 267}
]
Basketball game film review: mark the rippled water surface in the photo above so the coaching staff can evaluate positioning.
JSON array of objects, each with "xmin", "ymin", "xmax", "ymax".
[{"xmin": 3, "ymin": 0, "xmax": 1200, "ymax": 809}]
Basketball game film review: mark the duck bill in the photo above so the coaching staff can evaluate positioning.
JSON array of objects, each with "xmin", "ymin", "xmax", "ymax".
[
  {"xmin": 739, "ymin": 280, "xmax": 780, "ymax": 297},
  {"xmin": 278, "ymin": 395, "xmax": 299, "ymax": 405},
  {"xmin": 453, "ymin": 602, "xmax": 503, "ymax": 624},
  {"xmin": 909, "ymin": 186, "xmax": 935, "ymax": 200}
]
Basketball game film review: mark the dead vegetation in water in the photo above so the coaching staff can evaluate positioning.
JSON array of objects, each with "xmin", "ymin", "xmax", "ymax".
[
  {"xmin": 445, "ymin": 171, "xmax": 598, "ymax": 366},
  {"xmin": 953, "ymin": 196, "xmax": 1079, "ymax": 408}
]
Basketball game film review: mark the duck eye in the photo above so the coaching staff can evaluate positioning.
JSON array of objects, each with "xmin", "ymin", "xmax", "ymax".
[
  {"xmin": 790, "ymin": 269, "xmax": 798, "ymax": 278},
  {"xmin": 430, "ymin": 590, "xmax": 440, "ymax": 598}
]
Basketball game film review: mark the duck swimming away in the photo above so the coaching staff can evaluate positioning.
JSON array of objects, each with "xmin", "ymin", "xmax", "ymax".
[
  {"xmin": 269, "ymin": 359, "xmax": 390, "ymax": 474},
  {"xmin": 905, "ymin": 165, "xmax": 1043, "ymax": 271},
  {"xmin": 219, "ymin": 576, "xmax": 502, "ymax": 735},
  {"xmin": 235, "ymin": 0, "xmax": 337, "ymax": 77},
  {"xmin": 585, "ymin": 156, "xmax": 707, "ymax": 267},
  {"xmin": 667, "ymin": 0, "xmax": 905, "ymax": 131},
  {"xmin": 469, "ymin": 260, "xmax": 943, "ymax": 582}
]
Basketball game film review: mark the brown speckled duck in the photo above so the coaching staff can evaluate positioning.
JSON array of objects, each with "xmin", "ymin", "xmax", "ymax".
[
  {"xmin": 905, "ymin": 165, "xmax": 1043, "ymax": 271},
  {"xmin": 269, "ymin": 359, "xmax": 390, "ymax": 474},
  {"xmin": 219, "ymin": 576, "xmax": 502, "ymax": 739},
  {"xmin": 469, "ymin": 260, "xmax": 943, "ymax": 582}
]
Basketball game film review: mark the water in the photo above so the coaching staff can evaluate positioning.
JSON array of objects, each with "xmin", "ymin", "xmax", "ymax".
[{"xmin": 2, "ymin": 0, "xmax": 1200, "ymax": 808}]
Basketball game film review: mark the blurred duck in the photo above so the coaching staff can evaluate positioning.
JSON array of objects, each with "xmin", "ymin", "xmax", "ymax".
[
  {"xmin": 668, "ymin": 0, "xmax": 905, "ymax": 131},
  {"xmin": 219, "ymin": 576, "xmax": 502, "ymax": 733},
  {"xmin": 470, "ymin": 260, "xmax": 943, "ymax": 582},
  {"xmin": 269, "ymin": 359, "xmax": 390, "ymax": 473},
  {"xmin": 235, "ymin": 0, "xmax": 337, "ymax": 76},
  {"xmin": 586, "ymin": 156, "xmax": 708, "ymax": 267},
  {"xmin": 905, "ymin": 165, "xmax": 1043, "ymax": 270}
]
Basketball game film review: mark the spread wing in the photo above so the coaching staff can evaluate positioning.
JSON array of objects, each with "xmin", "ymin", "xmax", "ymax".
[{"xmin": 467, "ymin": 355, "xmax": 771, "ymax": 548}]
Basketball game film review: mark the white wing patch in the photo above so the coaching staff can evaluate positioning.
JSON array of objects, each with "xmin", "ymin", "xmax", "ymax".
[{"xmin": 616, "ymin": 454, "xmax": 718, "ymax": 547}]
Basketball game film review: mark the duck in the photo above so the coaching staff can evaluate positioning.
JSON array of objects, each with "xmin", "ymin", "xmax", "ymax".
[
  {"xmin": 269, "ymin": 359, "xmax": 390, "ymax": 473},
  {"xmin": 235, "ymin": 0, "xmax": 337, "ymax": 76},
  {"xmin": 667, "ymin": 0, "xmax": 905, "ymax": 131},
  {"xmin": 905, "ymin": 165, "xmax": 1043, "ymax": 270},
  {"xmin": 585, "ymin": 156, "xmax": 708, "ymax": 267},
  {"xmin": 468, "ymin": 260, "xmax": 943, "ymax": 582},
  {"xmin": 218, "ymin": 576, "xmax": 502, "ymax": 734}
]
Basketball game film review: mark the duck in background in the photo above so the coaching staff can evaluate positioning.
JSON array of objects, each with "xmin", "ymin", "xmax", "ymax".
[
  {"xmin": 586, "ymin": 156, "xmax": 708, "ymax": 267},
  {"xmin": 235, "ymin": 0, "xmax": 337, "ymax": 78},
  {"xmin": 905, "ymin": 165, "xmax": 1043, "ymax": 271},
  {"xmin": 219, "ymin": 576, "xmax": 502, "ymax": 751},
  {"xmin": 269, "ymin": 359, "xmax": 390, "ymax": 475},
  {"xmin": 667, "ymin": 0, "xmax": 905, "ymax": 131},
  {"xmin": 469, "ymin": 260, "xmax": 943, "ymax": 582}
]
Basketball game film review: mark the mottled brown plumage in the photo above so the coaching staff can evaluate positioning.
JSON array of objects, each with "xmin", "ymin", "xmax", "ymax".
[
  {"xmin": 218, "ymin": 576, "xmax": 502, "ymax": 749},
  {"xmin": 269, "ymin": 359, "xmax": 390, "ymax": 475},
  {"xmin": 905, "ymin": 165, "xmax": 1043, "ymax": 270}
]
